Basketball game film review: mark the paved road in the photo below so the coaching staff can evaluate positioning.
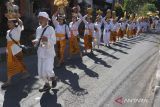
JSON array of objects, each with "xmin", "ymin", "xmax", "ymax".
[{"xmin": 0, "ymin": 33, "xmax": 160, "ymax": 107}]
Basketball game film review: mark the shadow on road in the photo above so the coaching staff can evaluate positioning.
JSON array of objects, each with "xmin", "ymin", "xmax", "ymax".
[
  {"xmin": 0, "ymin": 62, "xmax": 7, "ymax": 82},
  {"xmin": 55, "ymin": 65, "xmax": 88, "ymax": 93},
  {"xmin": 94, "ymin": 49, "xmax": 119, "ymax": 60},
  {"xmin": 108, "ymin": 46, "xmax": 128, "ymax": 54},
  {"xmin": 2, "ymin": 77, "xmax": 38, "ymax": 107},
  {"xmin": 112, "ymin": 42, "xmax": 131, "ymax": 49},
  {"xmin": 115, "ymin": 42, "xmax": 129, "ymax": 46},
  {"xmin": 40, "ymin": 90, "xmax": 61, "ymax": 107},
  {"xmin": 63, "ymin": 57, "xmax": 99, "ymax": 78},
  {"xmin": 86, "ymin": 53, "xmax": 112, "ymax": 68}
]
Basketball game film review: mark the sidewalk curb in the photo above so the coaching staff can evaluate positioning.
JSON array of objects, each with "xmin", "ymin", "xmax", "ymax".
[
  {"xmin": 152, "ymin": 50, "xmax": 160, "ymax": 107},
  {"xmin": 154, "ymin": 50, "xmax": 160, "ymax": 92}
]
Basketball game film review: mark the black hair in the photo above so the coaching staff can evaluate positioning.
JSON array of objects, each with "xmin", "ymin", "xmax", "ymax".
[
  {"xmin": 8, "ymin": 19, "xmax": 19, "ymax": 27},
  {"xmin": 12, "ymin": 20, "xmax": 19, "ymax": 27}
]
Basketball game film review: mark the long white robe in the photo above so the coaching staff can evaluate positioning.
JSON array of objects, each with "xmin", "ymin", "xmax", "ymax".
[
  {"xmin": 36, "ymin": 25, "xmax": 56, "ymax": 82},
  {"xmin": 102, "ymin": 18, "xmax": 112, "ymax": 45},
  {"xmin": 94, "ymin": 21, "xmax": 102, "ymax": 46}
]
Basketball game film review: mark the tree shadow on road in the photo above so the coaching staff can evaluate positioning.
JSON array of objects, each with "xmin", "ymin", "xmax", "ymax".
[
  {"xmin": 2, "ymin": 77, "xmax": 38, "ymax": 107},
  {"xmin": 40, "ymin": 90, "xmax": 61, "ymax": 107}
]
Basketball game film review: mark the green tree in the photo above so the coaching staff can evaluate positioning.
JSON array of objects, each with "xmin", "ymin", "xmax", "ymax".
[
  {"xmin": 114, "ymin": 3, "xmax": 124, "ymax": 18},
  {"xmin": 138, "ymin": 3, "xmax": 157, "ymax": 16},
  {"xmin": 123, "ymin": 0, "xmax": 156, "ymax": 14}
]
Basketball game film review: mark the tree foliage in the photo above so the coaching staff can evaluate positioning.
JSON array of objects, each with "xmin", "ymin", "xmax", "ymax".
[
  {"xmin": 114, "ymin": 3, "xmax": 124, "ymax": 18},
  {"xmin": 138, "ymin": 3, "xmax": 157, "ymax": 16},
  {"xmin": 123, "ymin": 0, "xmax": 158, "ymax": 15}
]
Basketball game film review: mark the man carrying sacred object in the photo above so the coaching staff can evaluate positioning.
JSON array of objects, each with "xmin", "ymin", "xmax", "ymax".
[
  {"xmin": 32, "ymin": 12, "xmax": 57, "ymax": 92},
  {"xmin": 1, "ymin": 1, "xmax": 30, "ymax": 90}
]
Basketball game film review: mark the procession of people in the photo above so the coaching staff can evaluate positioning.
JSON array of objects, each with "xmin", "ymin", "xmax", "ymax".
[{"xmin": 1, "ymin": 1, "xmax": 160, "ymax": 93}]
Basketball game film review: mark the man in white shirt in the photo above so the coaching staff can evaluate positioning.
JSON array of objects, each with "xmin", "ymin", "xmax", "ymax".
[{"xmin": 32, "ymin": 12, "xmax": 57, "ymax": 92}]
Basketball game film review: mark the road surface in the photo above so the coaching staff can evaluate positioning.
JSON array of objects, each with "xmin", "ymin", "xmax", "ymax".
[{"xmin": 0, "ymin": 33, "xmax": 160, "ymax": 107}]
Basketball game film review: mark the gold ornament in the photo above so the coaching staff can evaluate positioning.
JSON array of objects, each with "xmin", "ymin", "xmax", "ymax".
[
  {"xmin": 112, "ymin": 11, "xmax": 116, "ymax": 19},
  {"xmin": 106, "ymin": 9, "xmax": 111, "ymax": 19},
  {"xmin": 5, "ymin": 1, "xmax": 20, "ymax": 19},
  {"xmin": 87, "ymin": 7, "xmax": 93, "ymax": 15},
  {"xmin": 54, "ymin": 0, "xmax": 68, "ymax": 7},
  {"xmin": 54, "ymin": 0, "xmax": 68, "ymax": 15},
  {"xmin": 96, "ymin": 9, "xmax": 103, "ymax": 15}
]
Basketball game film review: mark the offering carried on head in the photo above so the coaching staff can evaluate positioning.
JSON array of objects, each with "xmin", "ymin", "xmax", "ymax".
[
  {"xmin": 5, "ymin": 0, "xmax": 20, "ymax": 20},
  {"xmin": 87, "ymin": 7, "xmax": 93, "ymax": 15},
  {"xmin": 106, "ymin": 9, "xmax": 111, "ymax": 19},
  {"xmin": 54, "ymin": 0, "xmax": 68, "ymax": 15},
  {"xmin": 96, "ymin": 9, "xmax": 103, "ymax": 15},
  {"xmin": 72, "ymin": 5, "xmax": 80, "ymax": 13}
]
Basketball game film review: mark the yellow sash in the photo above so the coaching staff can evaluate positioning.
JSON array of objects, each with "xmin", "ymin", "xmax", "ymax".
[
  {"xmin": 56, "ymin": 33, "xmax": 65, "ymax": 38},
  {"xmin": 7, "ymin": 41, "xmax": 20, "ymax": 62}
]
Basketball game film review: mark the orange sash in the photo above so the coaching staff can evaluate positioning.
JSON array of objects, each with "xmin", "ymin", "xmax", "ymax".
[
  {"xmin": 7, "ymin": 41, "xmax": 26, "ymax": 79},
  {"xmin": 56, "ymin": 33, "xmax": 65, "ymax": 38}
]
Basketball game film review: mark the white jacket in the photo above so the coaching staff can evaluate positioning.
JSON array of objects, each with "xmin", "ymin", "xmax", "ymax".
[{"xmin": 36, "ymin": 25, "xmax": 56, "ymax": 58}]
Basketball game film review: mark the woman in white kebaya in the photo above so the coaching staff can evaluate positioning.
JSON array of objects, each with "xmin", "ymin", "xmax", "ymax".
[
  {"xmin": 93, "ymin": 15, "xmax": 102, "ymax": 48},
  {"xmin": 1, "ymin": 17, "xmax": 30, "ymax": 89},
  {"xmin": 52, "ymin": 10, "xmax": 70, "ymax": 67},
  {"xmin": 136, "ymin": 18, "xmax": 142, "ymax": 36},
  {"xmin": 82, "ymin": 14, "xmax": 94, "ymax": 53},
  {"xmin": 68, "ymin": 12, "xmax": 83, "ymax": 58},
  {"xmin": 110, "ymin": 18, "xmax": 119, "ymax": 43},
  {"xmin": 102, "ymin": 17, "xmax": 112, "ymax": 47}
]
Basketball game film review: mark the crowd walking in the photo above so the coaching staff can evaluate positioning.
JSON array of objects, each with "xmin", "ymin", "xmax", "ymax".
[{"xmin": 1, "ymin": 3, "xmax": 160, "ymax": 93}]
